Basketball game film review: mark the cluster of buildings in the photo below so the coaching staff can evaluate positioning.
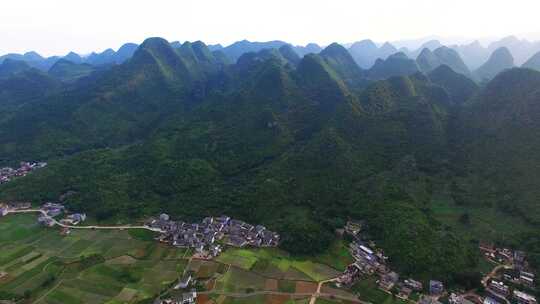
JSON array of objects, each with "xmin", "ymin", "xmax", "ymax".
[
  {"xmin": 336, "ymin": 220, "xmax": 446, "ymax": 301},
  {"xmin": 479, "ymin": 242, "xmax": 537, "ymax": 304},
  {"xmin": 0, "ymin": 161, "xmax": 47, "ymax": 184},
  {"xmin": 155, "ymin": 291, "xmax": 197, "ymax": 304},
  {"xmin": 38, "ymin": 203, "xmax": 66, "ymax": 227},
  {"xmin": 486, "ymin": 279, "xmax": 537, "ymax": 304},
  {"xmin": 147, "ymin": 214, "xmax": 279, "ymax": 258},
  {"xmin": 479, "ymin": 242, "xmax": 529, "ymax": 270}
]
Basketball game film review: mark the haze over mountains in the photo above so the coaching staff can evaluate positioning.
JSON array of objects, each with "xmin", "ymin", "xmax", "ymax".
[
  {"xmin": 2, "ymin": 34, "xmax": 540, "ymax": 283},
  {"xmin": 2, "ymin": 35, "xmax": 540, "ymax": 85}
]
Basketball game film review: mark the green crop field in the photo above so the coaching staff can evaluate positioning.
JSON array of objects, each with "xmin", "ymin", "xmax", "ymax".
[{"xmin": 0, "ymin": 214, "xmax": 185, "ymax": 304}]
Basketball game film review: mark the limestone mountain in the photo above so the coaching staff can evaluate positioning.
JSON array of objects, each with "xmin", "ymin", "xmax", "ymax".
[
  {"xmin": 64, "ymin": 52, "xmax": 83, "ymax": 64},
  {"xmin": 453, "ymin": 68, "xmax": 540, "ymax": 225},
  {"xmin": 416, "ymin": 46, "xmax": 471, "ymax": 76},
  {"xmin": 293, "ymin": 43, "xmax": 322, "ymax": 57},
  {"xmin": 115, "ymin": 43, "xmax": 139, "ymax": 63},
  {"xmin": 220, "ymin": 40, "xmax": 288, "ymax": 62},
  {"xmin": 278, "ymin": 45, "xmax": 301, "ymax": 66},
  {"xmin": 0, "ymin": 68, "xmax": 60, "ymax": 109},
  {"xmin": 488, "ymin": 35, "xmax": 540, "ymax": 66},
  {"xmin": 319, "ymin": 43, "xmax": 365, "ymax": 88},
  {"xmin": 453, "ymin": 40, "xmax": 490, "ymax": 70},
  {"xmin": 379, "ymin": 42, "xmax": 398, "ymax": 59},
  {"xmin": 0, "ymin": 59, "xmax": 32, "ymax": 78},
  {"xmin": 522, "ymin": 51, "xmax": 540, "ymax": 71},
  {"xmin": 0, "ymin": 52, "xmax": 58, "ymax": 71},
  {"xmin": 416, "ymin": 48, "xmax": 440, "ymax": 72},
  {"xmin": 473, "ymin": 47, "xmax": 514, "ymax": 82},
  {"xmin": 432, "ymin": 46, "xmax": 471, "ymax": 77},
  {"xmin": 367, "ymin": 52, "xmax": 419, "ymax": 80},
  {"xmin": 407, "ymin": 39, "xmax": 443, "ymax": 59},
  {"xmin": 348, "ymin": 39, "xmax": 380, "ymax": 69},
  {"xmin": 428, "ymin": 65, "xmax": 479, "ymax": 105},
  {"xmin": 48, "ymin": 59, "xmax": 96, "ymax": 82}
]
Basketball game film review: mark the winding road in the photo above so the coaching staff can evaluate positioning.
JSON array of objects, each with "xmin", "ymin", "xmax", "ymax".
[
  {"xmin": 6, "ymin": 209, "xmax": 163, "ymax": 233},
  {"xmin": 481, "ymin": 263, "xmax": 514, "ymax": 287}
]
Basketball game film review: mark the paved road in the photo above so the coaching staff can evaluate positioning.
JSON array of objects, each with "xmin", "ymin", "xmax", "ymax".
[
  {"xmin": 7, "ymin": 209, "xmax": 163, "ymax": 233},
  {"xmin": 481, "ymin": 263, "xmax": 513, "ymax": 287},
  {"xmin": 309, "ymin": 278, "xmax": 335, "ymax": 304}
]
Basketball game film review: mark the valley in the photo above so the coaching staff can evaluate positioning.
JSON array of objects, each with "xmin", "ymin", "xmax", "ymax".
[{"xmin": 0, "ymin": 201, "xmax": 536, "ymax": 304}]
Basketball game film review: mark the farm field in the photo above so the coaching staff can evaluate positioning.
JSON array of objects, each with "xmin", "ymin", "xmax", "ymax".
[
  {"xmin": 351, "ymin": 278, "xmax": 409, "ymax": 304},
  {"xmin": 0, "ymin": 214, "xmax": 184, "ymax": 304},
  {"xmin": 0, "ymin": 213, "xmax": 358, "ymax": 304}
]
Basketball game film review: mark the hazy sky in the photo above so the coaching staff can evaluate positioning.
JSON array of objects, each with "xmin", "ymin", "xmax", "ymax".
[{"xmin": 2, "ymin": 0, "xmax": 540, "ymax": 56}]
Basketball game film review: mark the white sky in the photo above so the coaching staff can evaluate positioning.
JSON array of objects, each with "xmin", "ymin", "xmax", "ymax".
[{"xmin": 1, "ymin": 0, "xmax": 539, "ymax": 56}]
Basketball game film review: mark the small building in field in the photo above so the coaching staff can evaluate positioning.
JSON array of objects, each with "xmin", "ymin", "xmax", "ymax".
[
  {"xmin": 38, "ymin": 216, "xmax": 55, "ymax": 227},
  {"xmin": 174, "ymin": 273, "xmax": 192, "ymax": 290},
  {"xmin": 181, "ymin": 292, "xmax": 197, "ymax": 304},
  {"xmin": 429, "ymin": 280, "xmax": 444, "ymax": 295},
  {"xmin": 68, "ymin": 213, "xmax": 87, "ymax": 223},
  {"xmin": 404, "ymin": 278, "xmax": 423, "ymax": 291}
]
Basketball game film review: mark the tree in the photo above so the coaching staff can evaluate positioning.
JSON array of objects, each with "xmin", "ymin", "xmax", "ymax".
[{"xmin": 459, "ymin": 213, "xmax": 471, "ymax": 225}]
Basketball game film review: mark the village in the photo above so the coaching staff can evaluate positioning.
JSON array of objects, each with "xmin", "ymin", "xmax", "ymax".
[
  {"xmin": 0, "ymin": 161, "xmax": 47, "ymax": 184},
  {"xmin": 332, "ymin": 220, "xmax": 537, "ymax": 304},
  {"xmin": 147, "ymin": 213, "xmax": 280, "ymax": 259}
]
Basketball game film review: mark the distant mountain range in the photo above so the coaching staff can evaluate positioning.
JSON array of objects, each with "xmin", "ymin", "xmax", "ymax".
[
  {"xmin": 3, "ymin": 35, "xmax": 539, "ymax": 81},
  {"xmin": 0, "ymin": 43, "xmax": 139, "ymax": 72}
]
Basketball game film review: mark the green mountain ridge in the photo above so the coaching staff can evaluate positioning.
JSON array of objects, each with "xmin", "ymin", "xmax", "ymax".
[
  {"xmin": 0, "ymin": 59, "xmax": 32, "ymax": 78},
  {"xmin": 367, "ymin": 52, "xmax": 420, "ymax": 80},
  {"xmin": 473, "ymin": 47, "xmax": 515, "ymax": 82},
  {"xmin": 522, "ymin": 50, "xmax": 540, "ymax": 71},
  {"xmin": 454, "ymin": 68, "xmax": 540, "ymax": 227},
  {"xmin": 417, "ymin": 46, "xmax": 471, "ymax": 77},
  {"xmin": 48, "ymin": 59, "xmax": 96, "ymax": 82}
]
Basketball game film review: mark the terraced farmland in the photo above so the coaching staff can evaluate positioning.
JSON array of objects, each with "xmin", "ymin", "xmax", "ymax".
[
  {"xmin": 0, "ymin": 214, "xmax": 357, "ymax": 304},
  {"xmin": 0, "ymin": 214, "xmax": 184, "ymax": 304}
]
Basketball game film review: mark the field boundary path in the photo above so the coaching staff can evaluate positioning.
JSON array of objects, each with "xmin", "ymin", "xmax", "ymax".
[{"xmin": 197, "ymin": 289, "xmax": 370, "ymax": 303}]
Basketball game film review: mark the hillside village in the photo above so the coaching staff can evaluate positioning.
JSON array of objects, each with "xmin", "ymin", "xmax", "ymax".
[
  {"xmin": 333, "ymin": 220, "xmax": 538, "ymax": 304},
  {"xmin": 0, "ymin": 161, "xmax": 47, "ymax": 184},
  {"xmin": 147, "ymin": 214, "xmax": 280, "ymax": 259},
  {"xmin": 1, "ymin": 198, "xmax": 280, "ymax": 261}
]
